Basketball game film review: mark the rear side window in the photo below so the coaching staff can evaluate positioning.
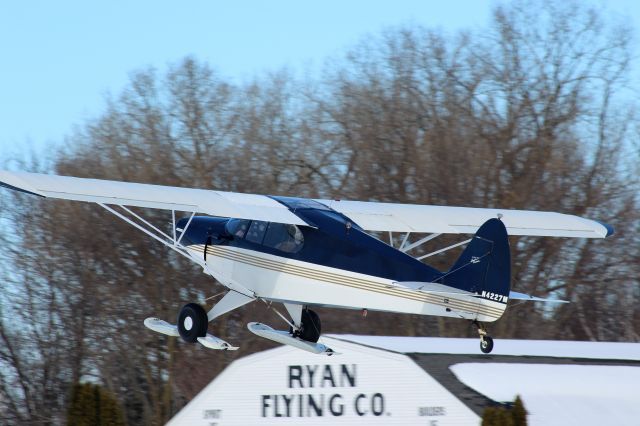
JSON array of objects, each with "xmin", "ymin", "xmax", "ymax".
[
  {"xmin": 245, "ymin": 220, "xmax": 268, "ymax": 244},
  {"xmin": 263, "ymin": 223, "xmax": 304, "ymax": 253}
]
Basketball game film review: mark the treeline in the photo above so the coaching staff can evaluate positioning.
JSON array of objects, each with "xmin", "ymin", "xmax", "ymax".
[{"xmin": 1, "ymin": 1, "xmax": 638, "ymax": 424}]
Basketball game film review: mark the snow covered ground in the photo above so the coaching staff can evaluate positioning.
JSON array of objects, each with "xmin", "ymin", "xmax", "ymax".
[
  {"xmin": 328, "ymin": 335, "xmax": 640, "ymax": 360},
  {"xmin": 328, "ymin": 335, "xmax": 640, "ymax": 424},
  {"xmin": 450, "ymin": 363, "xmax": 640, "ymax": 426}
]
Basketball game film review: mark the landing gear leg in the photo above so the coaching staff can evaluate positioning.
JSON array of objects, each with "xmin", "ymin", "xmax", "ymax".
[
  {"xmin": 291, "ymin": 308, "xmax": 322, "ymax": 343},
  {"xmin": 473, "ymin": 320, "xmax": 494, "ymax": 354},
  {"xmin": 300, "ymin": 308, "xmax": 321, "ymax": 343}
]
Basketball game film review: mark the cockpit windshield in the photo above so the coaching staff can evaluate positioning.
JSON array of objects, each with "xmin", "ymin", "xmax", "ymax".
[
  {"xmin": 226, "ymin": 218, "xmax": 304, "ymax": 254},
  {"xmin": 225, "ymin": 219, "xmax": 250, "ymax": 239},
  {"xmin": 263, "ymin": 223, "xmax": 304, "ymax": 253},
  {"xmin": 270, "ymin": 196, "xmax": 330, "ymax": 211}
]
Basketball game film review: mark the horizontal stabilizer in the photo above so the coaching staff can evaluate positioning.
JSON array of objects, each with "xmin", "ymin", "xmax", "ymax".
[
  {"xmin": 509, "ymin": 291, "xmax": 569, "ymax": 303},
  {"xmin": 388, "ymin": 281, "xmax": 472, "ymax": 296},
  {"xmin": 247, "ymin": 322, "xmax": 338, "ymax": 355}
]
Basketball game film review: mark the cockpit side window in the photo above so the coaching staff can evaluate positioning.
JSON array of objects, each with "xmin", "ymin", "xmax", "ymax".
[
  {"xmin": 245, "ymin": 220, "xmax": 268, "ymax": 244},
  {"xmin": 225, "ymin": 219, "xmax": 250, "ymax": 239},
  {"xmin": 263, "ymin": 223, "xmax": 304, "ymax": 253}
]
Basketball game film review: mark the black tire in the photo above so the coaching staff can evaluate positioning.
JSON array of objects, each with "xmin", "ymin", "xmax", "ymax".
[
  {"xmin": 298, "ymin": 309, "xmax": 321, "ymax": 343},
  {"xmin": 177, "ymin": 303, "xmax": 208, "ymax": 343},
  {"xmin": 480, "ymin": 335, "xmax": 494, "ymax": 354}
]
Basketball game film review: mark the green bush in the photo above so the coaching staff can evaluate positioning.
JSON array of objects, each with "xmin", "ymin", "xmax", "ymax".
[
  {"xmin": 482, "ymin": 395, "xmax": 527, "ymax": 426},
  {"xmin": 512, "ymin": 396, "xmax": 527, "ymax": 425},
  {"xmin": 67, "ymin": 383, "xmax": 126, "ymax": 426}
]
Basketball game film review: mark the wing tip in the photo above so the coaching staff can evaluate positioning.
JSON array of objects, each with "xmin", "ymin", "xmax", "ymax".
[
  {"xmin": 596, "ymin": 221, "xmax": 615, "ymax": 238},
  {"xmin": 0, "ymin": 171, "xmax": 46, "ymax": 198}
]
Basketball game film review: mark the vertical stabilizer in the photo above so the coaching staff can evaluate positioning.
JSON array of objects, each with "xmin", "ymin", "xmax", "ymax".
[{"xmin": 440, "ymin": 218, "xmax": 511, "ymax": 301}]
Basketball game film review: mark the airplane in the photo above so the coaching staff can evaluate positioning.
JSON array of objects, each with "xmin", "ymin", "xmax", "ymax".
[{"xmin": 0, "ymin": 171, "xmax": 613, "ymax": 355}]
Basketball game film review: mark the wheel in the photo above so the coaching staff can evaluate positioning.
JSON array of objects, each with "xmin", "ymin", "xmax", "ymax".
[
  {"xmin": 177, "ymin": 303, "xmax": 208, "ymax": 343},
  {"xmin": 297, "ymin": 309, "xmax": 321, "ymax": 343},
  {"xmin": 480, "ymin": 335, "xmax": 494, "ymax": 354}
]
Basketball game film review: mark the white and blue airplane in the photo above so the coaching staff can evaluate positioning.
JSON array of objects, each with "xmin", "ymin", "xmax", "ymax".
[{"xmin": 0, "ymin": 171, "xmax": 613, "ymax": 355}]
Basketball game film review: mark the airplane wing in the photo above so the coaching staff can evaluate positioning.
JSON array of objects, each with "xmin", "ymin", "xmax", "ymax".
[
  {"xmin": 0, "ymin": 171, "xmax": 613, "ymax": 238},
  {"xmin": 316, "ymin": 199, "xmax": 613, "ymax": 238},
  {"xmin": 0, "ymin": 171, "xmax": 309, "ymax": 226}
]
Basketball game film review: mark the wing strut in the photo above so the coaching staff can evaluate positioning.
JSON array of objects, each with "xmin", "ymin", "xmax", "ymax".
[
  {"xmin": 400, "ymin": 233, "xmax": 441, "ymax": 253},
  {"xmin": 417, "ymin": 238, "xmax": 472, "ymax": 260},
  {"xmin": 172, "ymin": 210, "xmax": 177, "ymax": 241},
  {"xmin": 97, "ymin": 203, "xmax": 203, "ymax": 267},
  {"xmin": 390, "ymin": 231, "xmax": 470, "ymax": 261},
  {"xmin": 399, "ymin": 232, "xmax": 411, "ymax": 250},
  {"xmin": 120, "ymin": 205, "xmax": 173, "ymax": 241},
  {"xmin": 98, "ymin": 203, "xmax": 255, "ymax": 297},
  {"xmin": 175, "ymin": 211, "xmax": 195, "ymax": 246}
]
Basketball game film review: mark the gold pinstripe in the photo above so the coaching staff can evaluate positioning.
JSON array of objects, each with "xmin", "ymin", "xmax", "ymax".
[
  {"xmin": 190, "ymin": 245, "xmax": 505, "ymax": 319},
  {"xmin": 196, "ymin": 244, "xmax": 504, "ymax": 318}
]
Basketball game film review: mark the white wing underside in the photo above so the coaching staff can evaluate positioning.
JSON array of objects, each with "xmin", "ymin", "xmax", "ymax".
[
  {"xmin": 316, "ymin": 199, "xmax": 610, "ymax": 238},
  {"xmin": 0, "ymin": 171, "xmax": 610, "ymax": 238},
  {"xmin": 0, "ymin": 171, "xmax": 307, "ymax": 226}
]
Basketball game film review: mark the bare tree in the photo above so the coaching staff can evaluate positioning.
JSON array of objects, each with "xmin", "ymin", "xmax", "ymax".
[
  {"xmin": 312, "ymin": 0, "xmax": 638, "ymax": 339},
  {"xmin": 0, "ymin": 1, "xmax": 637, "ymax": 424}
]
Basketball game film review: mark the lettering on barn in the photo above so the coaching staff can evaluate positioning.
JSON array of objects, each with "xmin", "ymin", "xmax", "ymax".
[{"xmin": 261, "ymin": 364, "xmax": 387, "ymax": 418}]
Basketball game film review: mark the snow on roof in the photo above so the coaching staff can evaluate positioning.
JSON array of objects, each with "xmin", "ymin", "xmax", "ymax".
[
  {"xmin": 450, "ymin": 363, "xmax": 640, "ymax": 426},
  {"xmin": 326, "ymin": 335, "xmax": 640, "ymax": 360}
]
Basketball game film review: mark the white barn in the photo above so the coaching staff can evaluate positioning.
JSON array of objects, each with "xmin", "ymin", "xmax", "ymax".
[
  {"xmin": 168, "ymin": 336, "xmax": 479, "ymax": 425},
  {"xmin": 168, "ymin": 336, "xmax": 640, "ymax": 426}
]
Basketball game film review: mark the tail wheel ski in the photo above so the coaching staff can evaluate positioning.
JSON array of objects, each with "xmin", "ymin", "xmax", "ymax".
[
  {"xmin": 177, "ymin": 303, "xmax": 208, "ymax": 343},
  {"xmin": 292, "ymin": 309, "xmax": 321, "ymax": 343}
]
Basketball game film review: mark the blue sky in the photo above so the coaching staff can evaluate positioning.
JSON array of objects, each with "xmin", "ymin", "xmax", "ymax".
[{"xmin": 0, "ymin": 0, "xmax": 637, "ymax": 160}]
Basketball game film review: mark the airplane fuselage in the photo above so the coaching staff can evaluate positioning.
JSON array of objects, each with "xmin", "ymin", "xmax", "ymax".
[{"xmin": 178, "ymin": 198, "xmax": 506, "ymax": 322}]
